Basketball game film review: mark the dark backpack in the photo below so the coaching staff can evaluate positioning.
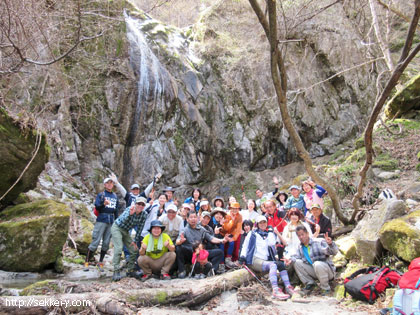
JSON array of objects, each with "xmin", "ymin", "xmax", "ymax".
[
  {"xmin": 93, "ymin": 192, "xmax": 105, "ymax": 217},
  {"xmin": 344, "ymin": 266, "xmax": 402, "ymax": 304}
]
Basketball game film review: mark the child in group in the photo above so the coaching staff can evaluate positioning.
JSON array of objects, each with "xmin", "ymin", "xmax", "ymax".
[{"xmin": 191, "ymin": 241, "xmax": 213, "ymax": 279}]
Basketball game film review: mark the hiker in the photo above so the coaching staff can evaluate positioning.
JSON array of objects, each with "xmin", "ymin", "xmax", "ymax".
[
  {"xmin": 159, "ymin": 204, "xmax": 184, "ymax": 243},
  {"xmin": 184, "ymin": 188, "xmax": 202, "ymax": 212},
  {"xmin": 175, "ymin": 211, "xmax": 226, "ymax": 278},
  {"xmin": 212, "ymin": 196, "xmax": 225, "ymax": 209},
  {"xmin": 179, "ymin": 203, "xmax": 192, "ymax": 227},
  {"xmin": 163, "ymin": 186, "xmax": 177, "ymax": 207},
  {"xmin": 239, "ymin": 215, "xmax": 293, "ymax": 300},
  {"xmin": 239, "ymin": 219, "xmax": 254, "ymax": 253},
  {"xmin": 111, "ymin": 173, "xmax": 160, "ymax": 207},
  {"xmin": 199, "ymin": 211, "xmax": 214, "ymax": 236},
  {"xmin": 220, "ymin": 201, "xmax": 243, "ymax": 269},
  {"xmin": 209, "ymin": 207, "xmax": 227, "ymax": 231},
  {"xmin": 284, "ymin": 226, "xmax": 338, "ymax": 295},
  {"xmin": 308, "ymin": 204, "xmax": 331, "ymax": 238},
  {"xmin": 275, "ymin": 191, "xmax": 288, "ymax": 218},
  {"xmin": 279, "ymin": 208, "xmax": 314, "ymax": 258},
  {"xmin": 191, "ymin": 241, "xmax": 213, "ymax": 279},
  {"xmin": 302, "ymin": 180, "xmax": 327, "ymax": 216},
  {"xmin": 265, "ymin": 199, "xmax": 287, "ymax": 260},
  {"xmin": 284, "ymin": 185, "xmax": 306, "ymax": 214},
  {"xmin": 85, "ymin": 177, "xmax": 119, "ymax": 271},
  {"xmin": 198, "ymin": 198, "xmax": 210, "ymax": 216},
  {"xmin": 155, "ymin": 194, "xmax": 168, "ymax": 218},
  {"xmin": 138, "ymin": 220, "xmax": 176, "ymax": 281},
  {"xmin": 251, "ymin": 176, "xmax": 280, "ymax": 210},
  {"xmin": 240, "ymin": 199, "xmax": 259, "ymax": 222},
  {"xmin": 111, "ymin": 196, "xmax": 148, "ymax": 281}
]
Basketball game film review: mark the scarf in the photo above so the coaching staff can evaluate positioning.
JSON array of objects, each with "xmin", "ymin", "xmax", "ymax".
[
  {"xmin": 245, "ymin": 229, "xmax": 274, "ymax": 264},
  {"xmin": 146, "ymin": 234, "xmax": 163, "ymax": 254}
]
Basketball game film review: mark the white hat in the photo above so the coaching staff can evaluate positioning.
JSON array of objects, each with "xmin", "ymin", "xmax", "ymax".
[
  {"xmin": 130, "ymin": 184, "xmax": 140, "ymax": 190},
  {"xmin": 167, "ymin": 204, "xmax": 178, "ymax": 212},
  {"xmin": 103, "ymin": 177, "xmax": 114, "ymax": 184},
  {"xmin": 200, "ymin": 200, "xmax": 209, "ymax": 206},
  {"xmin": 256, "ymin": 215, "xmax": 267, "ymax": 223},
  {"xmin": 135, "ymin": 197, "xmax": 147, "ymax": 205},
  {"xmin": 182, "ymin": 203, "xmax": 192, "ymax": 210}
]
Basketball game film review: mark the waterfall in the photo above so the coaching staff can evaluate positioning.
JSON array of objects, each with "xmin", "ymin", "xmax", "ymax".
[{"xmin": 124, "ymin": 11, "xmax": 171, "ymax": 140}]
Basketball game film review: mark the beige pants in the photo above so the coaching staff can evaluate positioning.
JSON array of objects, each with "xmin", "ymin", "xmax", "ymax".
[
  {"xmin": 293, "ymin": 259, "xmax": 334, "ymax": 290},
  {"xmin": 138, "ymin": 252, "xmax": 176, "ymax": 275}
]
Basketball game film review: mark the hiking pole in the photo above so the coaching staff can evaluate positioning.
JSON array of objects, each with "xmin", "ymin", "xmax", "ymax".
[
  {"xmin": 189, "ymin": 261, "xmax": 197, "ymax": 278},
  {"xmin": 242, "ymin": 264, "xmax": 269, "ymax": 291}
]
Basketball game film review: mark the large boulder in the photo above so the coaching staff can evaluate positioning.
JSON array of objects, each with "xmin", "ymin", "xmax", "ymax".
[
  {"xmin": 385, "ymin": 73, "xmax": 420, "ymax": 119},
  {"xmin": 73, "ymin": 218, "xmax": 94, "ymax": 255},
  {"xmin": 0, "ymin": 200, "xmax": 70, "ymax": 272},
  {"xmin": 335, "ymin": 235, "xmax": 358, "ymax": 260},
  {"xmin": 351, "ymin": 200, "xmax": 407, "ymax": 264},
  {"xmin": 379, "ymin": 209, "xmax": 420, "ymax": 262},
  {"xmin": 0, "ymin": 109, "xmax": 49, "ymax": 208}
]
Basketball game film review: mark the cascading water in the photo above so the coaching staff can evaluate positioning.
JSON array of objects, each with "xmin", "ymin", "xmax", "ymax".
[{"xmin": 123, "ymin": 10, "xmax": 172, "ymax": 141}]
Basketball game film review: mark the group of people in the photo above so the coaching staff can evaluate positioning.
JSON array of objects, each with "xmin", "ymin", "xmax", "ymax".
[{"xmin": 85, "ymin": 173, "xmax": 338, "ymax": 299}]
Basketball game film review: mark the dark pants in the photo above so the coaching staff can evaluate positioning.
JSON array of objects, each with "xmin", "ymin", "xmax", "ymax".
[
  {"xmin": 193, "ymin": 262, "xmax": 212, "ymax": 276},
  {"xmin": 176, "ymin": 245, "xmax": 223, "ymax": 273}
]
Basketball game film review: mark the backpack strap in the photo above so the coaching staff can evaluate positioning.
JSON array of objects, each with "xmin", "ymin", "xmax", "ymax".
[
  {"xmin": 367, "ymin": 267, "xmax": 390, "ymax": 304},
  {"xmin": 345, "ymin": 266, "xmax": 379, "ymax": 283}
]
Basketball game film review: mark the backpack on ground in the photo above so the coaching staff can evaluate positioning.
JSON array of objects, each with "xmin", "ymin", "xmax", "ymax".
[
  {"xmin": 392, "ymin": 257, "xmax": 420, "ymax": 315},
  {"xmin": 344, "ymin": 266, "xmax": 402, "ymax": 304}
]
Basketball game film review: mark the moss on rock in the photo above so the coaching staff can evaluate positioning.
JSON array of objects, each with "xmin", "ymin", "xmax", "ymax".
[
  {"xmin": 379, "ymin": 210, "xmax": 420, "ymax": 262},
  {"xmin": 0, "ymin": 200, "xmax": 70, "ymax": 272},
  {"xmin": 0, "ymin": 109, "xmax": 49, "ymax": 208},
  {"xmin": 385, "ymin": 73, "xmax": 420, "ymax": 119},
  {"xmin": 20, "ymin": 280, "xmax": 62, "ymax": 296},
  {"xmin": 73, "ymin": 218, "xmax": 94, "ymax": 255}
]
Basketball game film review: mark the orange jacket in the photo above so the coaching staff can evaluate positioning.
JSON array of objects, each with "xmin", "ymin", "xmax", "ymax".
[{"xmin": 220, "ymin": 213, "xmax": 243, "ymax": 241}]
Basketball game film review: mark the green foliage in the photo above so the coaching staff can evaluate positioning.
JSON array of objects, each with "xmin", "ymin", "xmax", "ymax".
[
  {"xmin": 373, "ymin": 153, "xmax": 399, "ymax": 171},
  {"xmin": 416, "ymin": 163, "xmax": 420, "ymax": 173}
]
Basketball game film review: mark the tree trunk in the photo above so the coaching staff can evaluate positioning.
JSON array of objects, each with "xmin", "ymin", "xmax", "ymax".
[
  {"xmin": 0, "ymin": 269, "xmax": 253, "ymax": 314},
  {"xmin": 249, "ymin": 0, "xmax": 350, "ymax": 225}
]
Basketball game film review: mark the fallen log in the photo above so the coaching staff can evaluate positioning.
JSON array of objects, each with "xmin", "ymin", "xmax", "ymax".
[{"xmin": 0, "ymin": 269, "xmax": 254, "ymax": 314}]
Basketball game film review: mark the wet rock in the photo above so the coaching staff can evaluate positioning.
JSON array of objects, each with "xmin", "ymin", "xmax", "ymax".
[
  {"xmin": 0, "ymin": 200, "xmax": 70, "ymax": 272},
  {"xmin": 379, "ymin": 209, "xmax": 420, "ymax": 262}
]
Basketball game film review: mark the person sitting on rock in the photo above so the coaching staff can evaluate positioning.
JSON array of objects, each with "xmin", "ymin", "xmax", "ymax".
[
  {"xmin": 138, "ymin": 220, "xmax": 176, "ymax": 281},
  {"xmin": 85, "ymin": 177, "xmax": 119, "ymax": 272},
  {"xmin": 220, "ymin": 201, "xmax": 243, "ymax": 269},
  {"xmin": 209, "ymin": 207, "xmax": 227, "ymax": 231},
  {"xmin": 302, "ymin": 179, "xmax": 327, "ymax": 217},
  {"xmin": 239, "ymin": 215, "xmax": 293, "ymax": 300},
  {"xmin": 111, "ymin": 196, "xmax": 148, "ymax": 281},
  {"xmin": 175, "ymin": 211, "xmax": 226, "ymax": 278},
  {"xmin": 283, "ymin": 226, "xmax": 338, "ymax": 296},
  {"xmin": 284, "ymin": 185, "xmax": 306, "ymax": 214},
  {"xmin": 159, "ymin": 204, "xmax": 184, "ymax": 243},
  {"xmin": 191, "ymin": 241, "xmax": 213, "ymax": 279},
  {"xmin": 265, "ymin": 199, "xmax": 288, "ymax": 260},
  {"xmin": 308, "ymin": 204, "xmax": 331, "ymax": 239}
]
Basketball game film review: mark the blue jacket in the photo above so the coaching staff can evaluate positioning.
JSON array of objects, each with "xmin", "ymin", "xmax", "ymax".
[{"xmin": 95, "ymin": 190, "xmax": 119, "ymax": 224}]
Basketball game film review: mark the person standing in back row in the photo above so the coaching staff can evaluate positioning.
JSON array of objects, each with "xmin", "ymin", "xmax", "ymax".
[{"xmin": 84, "ymin": 177, "xmax": 119, "ymax": 272}]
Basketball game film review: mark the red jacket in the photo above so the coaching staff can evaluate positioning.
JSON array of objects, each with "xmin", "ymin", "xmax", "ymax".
[{"xmin": 266, "ymin": 210, "xmax": 287, "ymax": 233}]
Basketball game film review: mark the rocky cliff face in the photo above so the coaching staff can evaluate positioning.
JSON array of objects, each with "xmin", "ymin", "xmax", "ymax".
[{"xmin": 1, "ymin": 0, "xmax": 418, "ymax": 201}]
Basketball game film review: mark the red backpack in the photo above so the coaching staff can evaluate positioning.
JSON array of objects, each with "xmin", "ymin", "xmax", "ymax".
[
  {"xmin": 399, "ymin": 257, "xmax": 420, "ymax": 290},
  {"xmin": 344, "ymin": 266, "xmax": 402, "ymax": 304}
]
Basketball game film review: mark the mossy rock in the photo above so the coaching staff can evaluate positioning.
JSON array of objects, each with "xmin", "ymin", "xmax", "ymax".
[
  {"xmin": 0, "ymin": 109, "xmax": 49, "ymax": 208},
  {"xmin": 0, "ymin": 200, "xmax": 70, "ymax": 272},
  {"xmin": 336, "ymin": 235, "xmax": 357, "ymax": 260},
  {"xmin": 379, "ymin": 209, "xmax": 420, "ymax": 262},
  {"xmin": 20, "ymin": 280, "xmax": 62, "ymax": 296},
  {"xmin": 385, "ymin": 73, "xmax": 420, "ymax": 119},
  {"xmin": 73, "ymin": 218, "xmax": 94, "ymax": 255}
]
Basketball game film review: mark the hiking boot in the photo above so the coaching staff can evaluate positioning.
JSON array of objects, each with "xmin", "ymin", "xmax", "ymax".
[
  {"xmin": 216, "ymin": 263, "xmax": 226, "ymax": 274},
  {"xmin": 285, "ymin": 285, "xmax": 296, "ymax": 296},
  {"xmin": 194, "ymin": 274, "xmax": 201, "ymax": 279},
  {"xmin": 160, "ymin": 274, "xmax": 171, "ymax": 280},
  {"xmin": 199, "ymin": 273, "xmax": 206, "ymax": 279},
  {"xmin": 301, "ymin": 283, "xmax": 316, "ymax": 296},
  {"xmin": 321, "ymin": 288, "xmax": 331, "ymax": 296},
  {"xmin": 112, "ymin": 271, "xmax": 122, "ymax": 282},
  {"xmin": 97, "ymin": 262, "xmax": 104, "ymax": 272},
  {"xmin": 272, "ymin": 288, "xmax": 290, "ymax": 300},
  {"xmin": 83, "ymin": 262, "xmax": 89, "ymax": 271},
  {"xmin": 178, "ymin": 271, "xmax": 187, "ymax": 279},
  {"xmin": 141, "ymin": 274, "xmax": 151, "ymax": 282},
  {"xmin": 127, "ymin": 270, "xmax": 143, "ymax": 280},
  {"xmin": 225, "ymin": 257, "xmax": 237, "ymax": 269}
]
